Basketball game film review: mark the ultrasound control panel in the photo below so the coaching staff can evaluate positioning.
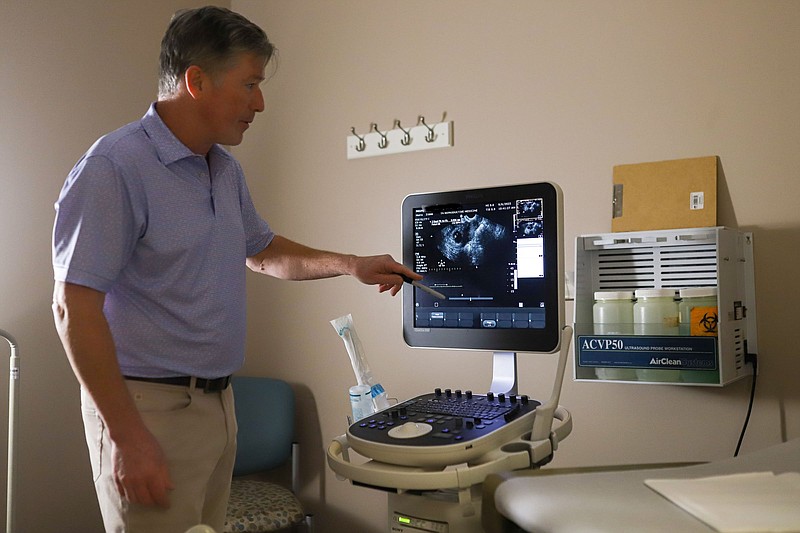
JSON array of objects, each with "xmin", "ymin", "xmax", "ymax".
[{"xmin": 346, "ymin": 388, "xmax": 542, "ymax": 467}]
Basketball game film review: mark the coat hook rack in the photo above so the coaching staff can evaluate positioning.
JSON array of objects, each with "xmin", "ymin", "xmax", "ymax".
[{"xmin": 347, "ymin": 113, "xmax": 453, "ymax": 159}]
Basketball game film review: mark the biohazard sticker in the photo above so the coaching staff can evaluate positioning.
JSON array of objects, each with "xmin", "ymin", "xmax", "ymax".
[{"xmin": 690, "ymin": 306, "xmax": 718, "ymax": 336}]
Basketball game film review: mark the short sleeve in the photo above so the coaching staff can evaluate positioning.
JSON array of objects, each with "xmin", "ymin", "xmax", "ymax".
[
  {"xmin": 234, "ymin": 162, "xmax": 274, "ymax": 257},
  {"xmin": 52, "ymin": 154, "xmax": 142, "ymax": 292}
]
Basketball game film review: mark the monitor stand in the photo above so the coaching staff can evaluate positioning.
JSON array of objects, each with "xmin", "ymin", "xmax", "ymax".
[{"xmin": 489, "ymin": 351, "xmax": 518, "ymax": 396}]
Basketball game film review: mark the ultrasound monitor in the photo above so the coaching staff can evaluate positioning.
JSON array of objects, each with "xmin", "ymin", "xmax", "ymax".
[{"xmin": 402, "ymin": 182, "xmax": 565, "ymax": 355}]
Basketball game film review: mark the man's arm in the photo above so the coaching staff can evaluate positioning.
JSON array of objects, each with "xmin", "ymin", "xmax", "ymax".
[
  {"xmin": 52, "ymin": 281, "xmax": 174, "ymax": 508},
  {"xmin": 246, "ymin": 235, "xmax": 420, "ymax": 295}
]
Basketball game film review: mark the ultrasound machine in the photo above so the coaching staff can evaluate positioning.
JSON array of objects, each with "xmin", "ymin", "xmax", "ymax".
[{"xmin": 327, "ymin": 182, "xmax": 573, "ymax": 532}]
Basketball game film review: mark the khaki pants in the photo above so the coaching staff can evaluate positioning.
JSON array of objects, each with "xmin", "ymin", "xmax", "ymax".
[{"xmin": 81, "ymin": 379, "xmax": 237, "ymax": 533}]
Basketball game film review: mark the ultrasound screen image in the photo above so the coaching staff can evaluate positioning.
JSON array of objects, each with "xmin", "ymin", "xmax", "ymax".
[
  {"xmin": 518, "ymin": 220, "xmax": 543, "ymax": 238},
  {"xmin": 434, "ymin": 214, "xmax": 508, "ymax": 266},
  {"xmin": 411, "ymin": 197, "xmax": 547, "ymax": 323}
]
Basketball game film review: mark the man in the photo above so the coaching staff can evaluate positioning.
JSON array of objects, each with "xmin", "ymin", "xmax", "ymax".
[{"xmin": 51, "ymin": 6, "xmax": 418, "ymax": 532}]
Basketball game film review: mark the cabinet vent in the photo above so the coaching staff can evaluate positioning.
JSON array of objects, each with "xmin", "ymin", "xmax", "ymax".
[{"xmin": 594, "ymin": 243, "xmax": 718, "ymax": 290}]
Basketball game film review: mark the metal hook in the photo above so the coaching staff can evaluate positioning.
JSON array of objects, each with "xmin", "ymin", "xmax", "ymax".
[
  {"xmin": 417, "ymin": 115, "xmax": 436, "ymax": 143},
  {"xmin": 393, "ymin": 119, "xmax": 412, "ymax": 146},
  {"xmin": 350, "ymin": 127, "xmax": 366, "ymax": 152},
  {"xmin": 370, "ymin": 123, "xmax": 389, "ymax": 149}
]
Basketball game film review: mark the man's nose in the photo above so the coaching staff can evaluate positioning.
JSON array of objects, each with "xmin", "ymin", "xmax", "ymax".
[{"xmin": 253, "ymin": 87, "xmax": 265, "ymax": 113}]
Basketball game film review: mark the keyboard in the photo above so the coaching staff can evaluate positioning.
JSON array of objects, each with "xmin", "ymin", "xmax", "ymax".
[{"xmin": 346, "ymin": 388, "xmax": 541, "ymax": 467}]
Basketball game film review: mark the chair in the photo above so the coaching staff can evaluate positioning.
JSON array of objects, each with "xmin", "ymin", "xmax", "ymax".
[{"xmin": 224, "ymin": 376, "xmax": 310, "ymax": 533}]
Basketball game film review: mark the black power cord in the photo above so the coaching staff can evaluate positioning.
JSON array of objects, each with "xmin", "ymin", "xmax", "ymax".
[{"xmin": 734, "ymin": 351, "xmax": 758, "ymax": 457}]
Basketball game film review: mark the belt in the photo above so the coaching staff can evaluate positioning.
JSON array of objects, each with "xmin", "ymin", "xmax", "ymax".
[{"xmin": 124, "ymin": 375, "xmax": 232, "ymax": 392}]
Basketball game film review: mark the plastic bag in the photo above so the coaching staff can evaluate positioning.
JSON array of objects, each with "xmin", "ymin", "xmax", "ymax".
[{"xmin": 330, "ymin": 314, "xmax": 390, "ymax": 412}]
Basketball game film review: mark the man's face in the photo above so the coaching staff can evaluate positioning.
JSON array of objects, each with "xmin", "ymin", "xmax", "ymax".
[{"xmin": 200, "ymin": 52, "xmax": 266, "ymax": 147}]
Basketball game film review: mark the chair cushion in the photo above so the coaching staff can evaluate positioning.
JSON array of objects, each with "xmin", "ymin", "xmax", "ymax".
[{"xmin": 224, "ymin": 479, "xmax": 304, "ymax": 532}]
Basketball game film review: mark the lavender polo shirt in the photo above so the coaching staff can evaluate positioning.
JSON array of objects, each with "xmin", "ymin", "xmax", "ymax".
[{"xmin": 52, "ymin": 103, "xmax": 274, "ymax": 378}]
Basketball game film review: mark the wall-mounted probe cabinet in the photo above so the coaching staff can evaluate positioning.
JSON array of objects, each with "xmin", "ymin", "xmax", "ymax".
[{"xmin": 574, "ymin": 227, "xmax": 757, "ymax": 386}]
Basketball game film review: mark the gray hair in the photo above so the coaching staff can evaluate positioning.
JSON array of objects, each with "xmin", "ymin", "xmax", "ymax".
[{"xmin": 158, "ymin": 6, "xmax": 275, "ymax": 98}]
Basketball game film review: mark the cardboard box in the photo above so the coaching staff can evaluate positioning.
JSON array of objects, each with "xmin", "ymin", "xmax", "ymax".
[{"xmin": 611, "ymin": 155, "xmax": 718, "ymax": 232}]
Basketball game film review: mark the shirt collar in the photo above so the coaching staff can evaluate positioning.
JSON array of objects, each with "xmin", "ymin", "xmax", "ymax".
[{"xmin": 141, "ymin": 102, "xmax": 231, "ymax": 166}]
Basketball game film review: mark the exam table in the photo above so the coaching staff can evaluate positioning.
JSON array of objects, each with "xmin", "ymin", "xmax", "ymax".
[{"xmin": 482, "ymin": 438, "xmax": 800, "ymax": 532}]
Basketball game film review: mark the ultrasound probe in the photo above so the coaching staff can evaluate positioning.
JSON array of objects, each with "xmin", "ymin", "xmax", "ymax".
[{"xmin": 401, "ymin": 275, "xmax": 446, "ymax": 300}]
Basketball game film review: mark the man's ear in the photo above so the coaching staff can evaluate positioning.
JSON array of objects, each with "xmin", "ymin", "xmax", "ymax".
[{"xmin": 184, "ymin": 65, "xmax": 206, "ymax": 99}]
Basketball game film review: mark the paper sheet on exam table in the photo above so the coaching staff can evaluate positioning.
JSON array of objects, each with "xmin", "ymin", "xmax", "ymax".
[{"xmin": 645, "ymin": 471, "xmax": 800, "ymax": 532}]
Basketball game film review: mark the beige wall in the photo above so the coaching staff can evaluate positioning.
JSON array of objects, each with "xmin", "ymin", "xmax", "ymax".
[{"xmin": 0, "ymin": 0, "xmax": 798, "ymax": 531}]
